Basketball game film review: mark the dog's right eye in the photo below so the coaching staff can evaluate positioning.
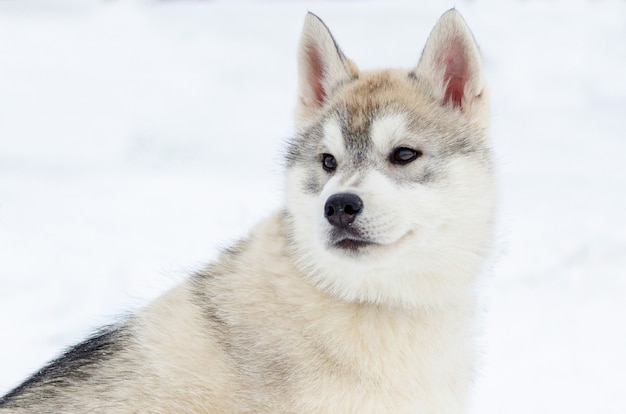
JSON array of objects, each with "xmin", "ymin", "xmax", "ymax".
[{"xmin": 322, "ymin": 153, "xmax": 337, "ymax": 172}]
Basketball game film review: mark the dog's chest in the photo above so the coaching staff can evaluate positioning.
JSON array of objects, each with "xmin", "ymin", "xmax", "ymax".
[{"xmin": 282, "ymin": 308, "xmax": 473, "ymax": 413}]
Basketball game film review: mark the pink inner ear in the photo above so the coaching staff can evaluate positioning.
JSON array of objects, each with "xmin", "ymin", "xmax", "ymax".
[
  {"xmin": 441, "ymin": 43, "xmax": 468, "ymax": 108},
  {"xmin": 306, "ymin": 45, "xmax": 326, "ymax": 107}
]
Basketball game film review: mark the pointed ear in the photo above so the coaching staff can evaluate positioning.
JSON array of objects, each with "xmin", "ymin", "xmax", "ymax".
[
  {"xmin": 296, "ymin": 13, "xmax": 359, "ymax": 125},
  {"xmin": 414, "ymin": 10, "xmax": 487, "ymax": 121}
]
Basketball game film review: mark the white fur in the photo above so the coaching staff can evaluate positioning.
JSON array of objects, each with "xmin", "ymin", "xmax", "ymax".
[
  {"xmin": 296, "ymin": 13, "xmax": 358, "ymax": 126},
  {"xmin": 415, "ymin": 10, "xmax": 488, "ymax": 123},
  {"xmin": 321, "ymin": 119, "xmax": 346, "ymax": 161},
  {"xmin": 370, "ymin": 113, "xmax": 411, "ymax": 155}
]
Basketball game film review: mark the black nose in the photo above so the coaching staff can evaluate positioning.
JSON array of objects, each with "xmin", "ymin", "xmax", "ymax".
[{"xmin": 324, "ymin": 193, "xmax": 363, "ymax": 228}]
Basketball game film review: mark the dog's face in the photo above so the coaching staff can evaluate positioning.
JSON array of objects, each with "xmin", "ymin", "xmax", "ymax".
[{"xmin": 285, "ymin": 12, "xmax": 495, "ymax": 308}]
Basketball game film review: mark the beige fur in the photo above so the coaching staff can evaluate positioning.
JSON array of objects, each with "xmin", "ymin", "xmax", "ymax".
[
  {"xmin": 6, "ymin": 213, "xmax": 472, "ymax": 413},
  {"xmin": 1, "ymin": 9, "xmax": 494, "ymax": 414}
]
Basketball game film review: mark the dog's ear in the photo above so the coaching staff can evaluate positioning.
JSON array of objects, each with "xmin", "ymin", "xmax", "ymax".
[
  {"xmin": 296, "ymin": 13, "xmax": 358, "ymax": 125},
  {"xmin": 414, "ymin": 10, "xmax": 487, "ymax": 121}
]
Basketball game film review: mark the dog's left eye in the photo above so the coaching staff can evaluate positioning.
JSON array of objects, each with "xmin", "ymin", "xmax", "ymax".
[{"xmin": 390, "ymin": 147, "xmax": 422, "ymax": 165}]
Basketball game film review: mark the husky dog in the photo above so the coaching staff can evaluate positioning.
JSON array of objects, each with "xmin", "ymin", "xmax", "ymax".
[{"xmin": 0, "ymin": 9, "xmax": 494, "ymax": 414}]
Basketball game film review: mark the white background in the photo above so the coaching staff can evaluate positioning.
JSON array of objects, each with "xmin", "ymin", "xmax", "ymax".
[{"xmin": 1, "ymin": 1, "xmax": 625, "ymax": 412}]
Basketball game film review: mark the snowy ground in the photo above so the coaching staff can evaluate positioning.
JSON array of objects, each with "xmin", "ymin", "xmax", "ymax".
[{"xmin": 1, "ymin": 0, "xmax": 625, "ymax": 412}]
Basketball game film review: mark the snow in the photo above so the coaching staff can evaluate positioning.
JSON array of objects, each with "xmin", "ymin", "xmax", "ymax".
[{"xmin": 1, "ymin": 0, "xmax": 625, "ymax": 412}]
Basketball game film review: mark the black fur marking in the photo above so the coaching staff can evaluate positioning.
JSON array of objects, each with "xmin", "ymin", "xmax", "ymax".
[
  {"xmin": 190, "ymin": 268, "xmax": 244, "ymax": 363},
  {"xmin": 0, "ymin": 325, "xmax": 126, "ymax": 407},
  {"xmin": 303, "ymin": 172, "xmax": 323, "ymax": 195},
  {"xmin": 190, "ymin": 237, "xmax": 253, "ymax": 342},
  {"xmin": 337, "ymin": 108, "xmax": 373, "ymax": 170},
  {"xmin": 191, "ymin": 272, "xmax": 229, "ymax": 332},
  {"xmin": 283, "ymin": 122, "xmax": 325, "ymax": 168}
]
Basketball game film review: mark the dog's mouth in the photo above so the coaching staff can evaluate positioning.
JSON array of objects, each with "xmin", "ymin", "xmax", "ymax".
[
  {"xmin": 329, "ymin": 228, "xmax": 375, "ymax": 252},
  {"xmin": 328, "ymin": 228, "xmax": 415, "ymax": 254},
  {"xmin": 332, "ymin": 237, "xmax": 374, "ymax": 251}
]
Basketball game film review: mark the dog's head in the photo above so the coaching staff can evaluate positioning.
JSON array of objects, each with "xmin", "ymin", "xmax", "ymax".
[{"xmin": 284, "ymin": 11, "xmax": 495, "ymax": 309}]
